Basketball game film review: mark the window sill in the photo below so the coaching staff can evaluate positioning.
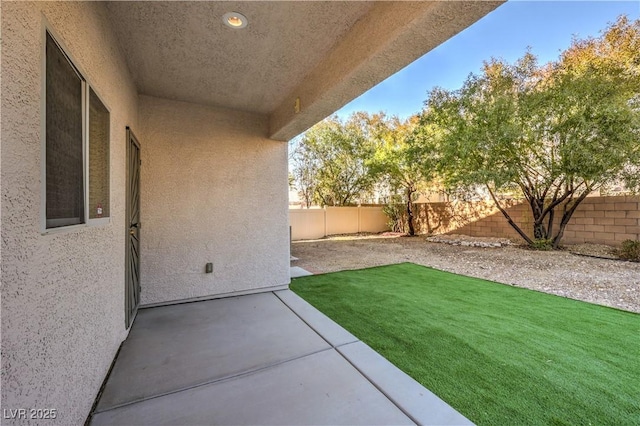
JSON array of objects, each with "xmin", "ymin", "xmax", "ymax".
[{"xmin": 41, "ymin": 218, "xmax": 111, "ymax": 235}]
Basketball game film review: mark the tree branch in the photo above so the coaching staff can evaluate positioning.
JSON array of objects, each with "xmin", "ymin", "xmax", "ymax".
[{"xmin": 486, "ymin": 184, "xmax": 534, "ymax": 245}]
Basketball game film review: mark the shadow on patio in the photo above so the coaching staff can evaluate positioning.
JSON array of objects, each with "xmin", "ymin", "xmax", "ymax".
[{"xmin": 90, "ymin": 290, "xmax": 470, "ymax": 425}]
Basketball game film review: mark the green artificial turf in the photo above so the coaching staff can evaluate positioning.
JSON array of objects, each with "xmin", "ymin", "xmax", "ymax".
[{"xmin": 290, "ymin": 263, "xmax": 640, "ymax": 426}]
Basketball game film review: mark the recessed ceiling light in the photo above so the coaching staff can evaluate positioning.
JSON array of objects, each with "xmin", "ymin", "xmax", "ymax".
[{"xmin": 223, "ymin": 12, "xmax": 248, "ymax": 29}]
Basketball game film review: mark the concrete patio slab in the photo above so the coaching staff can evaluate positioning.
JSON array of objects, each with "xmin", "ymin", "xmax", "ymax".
[
  {"xmin": 91, "ymin": 349, "xmax": 414, "ymax": 426},
  {"xmin": 338, "ymin": 341, "xmax": 473, "ymax": 426},
  {"xmin": 290, "ymin": 266, "xmax": 313, "ymax": 278},
  {"xmin": 91, "ymin": 289, "xmax": 472, "ymax": 425},
  {"xmin": 275, "ymin": 289, "xmax": 358, "ymax": 347},
  {"xmin": 95, "ymin": 292, "xmax": 329, "ymax": 412}
]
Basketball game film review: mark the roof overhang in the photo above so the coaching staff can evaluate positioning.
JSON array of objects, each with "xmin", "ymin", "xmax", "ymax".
[{"xmin": 105, "ymin": 1, "xmax": 504, "ymax": 141}]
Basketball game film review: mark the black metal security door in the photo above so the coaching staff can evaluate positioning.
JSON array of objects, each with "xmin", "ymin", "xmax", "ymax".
[{"xmin": 125, "ymin": 127, "xmax": 141, "ymax": 328}]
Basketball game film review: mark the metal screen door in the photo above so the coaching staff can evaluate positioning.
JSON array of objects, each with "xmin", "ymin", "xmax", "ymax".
[{"xmin": 125, "ymin": 127, "xmax": 141, "ymax": 328}]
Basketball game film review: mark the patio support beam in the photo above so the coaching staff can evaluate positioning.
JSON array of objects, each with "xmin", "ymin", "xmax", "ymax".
[{"xmin": 268, "ymin": 0, "xmax": 504, "ymax": 142}]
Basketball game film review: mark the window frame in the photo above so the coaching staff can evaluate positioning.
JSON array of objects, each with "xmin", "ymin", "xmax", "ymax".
[
  {"xmin": 87, "ymin": 87, "xmax": 111, "ymax": 226},
  {"xmin": 41, "ymin": 23, "xmax": 111, "ymax": 234}
]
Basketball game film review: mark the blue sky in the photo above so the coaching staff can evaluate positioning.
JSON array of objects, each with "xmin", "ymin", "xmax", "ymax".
[{"xmin": 335, "ymin": 0, "xmax": 640, "ymax": 120}]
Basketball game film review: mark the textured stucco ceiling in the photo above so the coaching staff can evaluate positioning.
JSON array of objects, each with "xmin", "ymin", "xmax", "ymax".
[
  {"xmin": 105, "ymin": 1, "xmax": 375, "ymax": 114},
  {"xmin": 105, "ymin": 1, "xmax": 504, "ymax": 140}
]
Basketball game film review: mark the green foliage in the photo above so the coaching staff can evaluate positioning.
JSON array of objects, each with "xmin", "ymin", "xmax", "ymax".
[
  {"xmin": 530, "ymin": 239, "xmax": 554, "ymax": 251},
  {"xmin": 291, "ymin": 114, "xmax": 378, "ymax": 206},
  {"xmin": 414, "ymin": 16, "xmax": 640, "ymax": 248},
  {"xmin": 291, "ymin": 136, "xmax": 318, "ymax": 208},
  {"xmin": 618, "ymin": 239, "xmax": 640, "ymax": 261},
  {"xmin": 369, "ymin": 114, "xmax": 435, "ymax": 235},
  {"xmin": 382, "ymin": 201, "xmax": 405, "ymax": 233},
  {"xmin": 381, "ymin": 203, "xmax": 402, "ymax": 233},
  {"xmin": 291, "ymin": 112, "xmax": 437, "ymax": 216},
  {"xmin": 369, "ymin": 115, "xmax": 427, "ymax": 194}
]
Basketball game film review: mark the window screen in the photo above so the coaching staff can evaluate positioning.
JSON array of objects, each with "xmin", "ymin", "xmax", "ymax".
[
  {"xmin": 46, "ymin": 32, "xmax": 84, "ymax": 228},
  {"xmin": 89, "ymin": 88, "xmax": 110, "ymax": 219}
]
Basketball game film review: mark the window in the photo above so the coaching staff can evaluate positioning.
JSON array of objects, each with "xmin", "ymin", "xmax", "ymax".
[
  {"xmin": 89, "ymin": 88, "xmax": 110, "ymax": 219},
  {"xmin": 46, "ymin": 32, "xmax": 84, "ymax": 228},
  {"xmin": 45, "ymin": 31, "xmax": 110, "ymax": 230}
]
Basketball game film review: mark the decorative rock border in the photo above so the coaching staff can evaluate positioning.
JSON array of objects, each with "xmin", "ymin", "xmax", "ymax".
[{"xmin": 426, "ymin": 234, "xmax": 515, "ymax": 248}]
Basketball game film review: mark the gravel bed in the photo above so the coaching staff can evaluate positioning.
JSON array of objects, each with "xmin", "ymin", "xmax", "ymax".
[
  {"xmin": 565, "ymin": 243, "xmax": 620, "ymax": 260},
  {"xmin": 426, "ymin": 234, "xmax": 515, "ymax": 248},
  {"xmin": 291, "ymin": 234, "xmax": 640, "ymax": 314}
]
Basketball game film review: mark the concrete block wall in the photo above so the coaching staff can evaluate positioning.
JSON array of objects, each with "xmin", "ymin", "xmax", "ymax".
[
  {"xmin": 413, "ymin": 196, "xmax": 640, "ymax": 246},
  {"xmin": 412, "ymin": 200, "xmax": 512, "ymax": 236},
  {"xmin": 453, "ymin": 202, "xmax": 531, "ymax": 241},
  {"xmin": 562, "ymin": 196, "xmax": 640, "ymax": 245}
]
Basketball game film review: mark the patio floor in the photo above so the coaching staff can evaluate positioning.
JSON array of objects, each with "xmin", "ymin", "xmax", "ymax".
[{"xmin": 90, "ymin": 289, "xmax": 471, "ymax": 425}]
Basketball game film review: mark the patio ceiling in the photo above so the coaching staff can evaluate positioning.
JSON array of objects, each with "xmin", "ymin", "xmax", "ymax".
[{"xmin": 105, "ymin": 1, "xmax": 504, "ymax": 141}]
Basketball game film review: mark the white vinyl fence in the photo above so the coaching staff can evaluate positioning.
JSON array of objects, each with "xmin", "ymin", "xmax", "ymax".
[{"xmin": 289, "ymin": 206, "xmax": 389, "ymax": 241}]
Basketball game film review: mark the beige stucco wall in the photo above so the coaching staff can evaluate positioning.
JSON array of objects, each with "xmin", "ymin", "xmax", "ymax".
[
  {"xmin": 290, "ymin": 207, "xmax": 389, "ymax": 241},
  {"xmin": 326, "ymin": 207, "xmax": 360, "ymax": 235},
  {"xmin": 1, "ymin": 2, "xmax": 138, "ymax": 425},
  {"xmin": 359, "ymin": 206, "xmax": 389, "ymax": 233},
  {"xmin": 290, "ymin": 209, "xmax": 327, "ymax": 240},
  {"xmin": 138, "ymin": 95, "xmax": 290, "ymax": 305}
]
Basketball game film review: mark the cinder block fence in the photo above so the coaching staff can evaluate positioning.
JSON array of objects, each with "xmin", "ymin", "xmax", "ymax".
[
  {"xmin": 553, "ymin": 196, "xmax": 639, "ymax": 245},
  {"xmin": 418, "ymin": 196, "xmax": 640, "ymax": 246},
  {"xmin": 290, "ymin": 196, "xmax": 640, "ymax": 246}
]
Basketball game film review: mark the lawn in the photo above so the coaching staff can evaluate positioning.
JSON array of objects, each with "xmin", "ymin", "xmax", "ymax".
[{"xmin": 290, "ymin": 263, "xmax": 640, "ymax": 426}]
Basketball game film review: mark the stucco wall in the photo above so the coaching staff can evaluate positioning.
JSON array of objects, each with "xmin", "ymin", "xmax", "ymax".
[
  {"xmin": 289, "ymin": 207, "xmax": 390, "ymax": 241},
  {"xmin": 289, "ymin": 209, "xmax": 327, "ymax": 240},
  {"xmin": 359, "ymin": 206, "xmax": 390, "ymax": 233},
  {"xmin": 138, "ymin": 95, "xmax": 290, "ymax": 305},
  {"xmin": 325, "ymin": 207, "xmax": 361, "ymax": 236},
  {"xmin": 1, "ymin": 2, "xmax": 138, "ymax": 424}
]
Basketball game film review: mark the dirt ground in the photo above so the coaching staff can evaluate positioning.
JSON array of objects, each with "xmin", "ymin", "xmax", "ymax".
[{"xmin": 291, "ymin": 234, "xmax": 640, "ymax": 314}]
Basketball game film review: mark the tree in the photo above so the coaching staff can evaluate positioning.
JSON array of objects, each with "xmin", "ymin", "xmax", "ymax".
[
  {"xmin": 370, "ymin": 115, "xmax": 435, "ymax": 235},
  {"xmin": 291, "ymin": 115, "xmax": 377, "ymax": 206},
  {"xmin": 291, "ymin": 142, "xmax": 318, "ymax": 208},
  {"xmin": 415, "ymin": 16, "xmax": 640, "ymax": 248}
]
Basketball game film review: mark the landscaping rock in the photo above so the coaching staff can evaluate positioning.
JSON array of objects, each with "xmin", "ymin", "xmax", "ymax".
[
  {"xmin": 292, "ymin": 234, "xmax": 640, "ymax": 314},
  {"xmin": 426, "ymin": 234, "xmax": 515, "ymax": 248}
]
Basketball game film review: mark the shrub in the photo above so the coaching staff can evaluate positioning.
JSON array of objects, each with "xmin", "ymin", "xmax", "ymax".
[
  {"xmin": 530, "ymin": 238, "xmax": 554, "ymax": 251},
  {"xmin": 618, "ymin": 239, "xmax": 640, "ymax": 262},
  {"xmin": 382, "ymin": 203, "xmax": 405, "ymax": 233}
]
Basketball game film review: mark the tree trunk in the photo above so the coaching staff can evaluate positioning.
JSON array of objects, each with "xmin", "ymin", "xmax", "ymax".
[
  {"xmin": 530, "ymin": 197, "xmax": 551, "ymax": 240},
  {"xmin": 486, "ymin": 185, "xmax": 534, "ymax": 245},
  {"xmin": 533, "ymin": 221, "xmax": 547, "ymax": 240},
  {"xmin": 406, "ymin": 187, "xmax": 415, "ymax": 236},
  {"xmin": 552, "ymin": 192, "xmax": 589, "ymax": 249},
  {"xmin": 546, "ymin": 209, "xmax": 555, "ymax": 239}
]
